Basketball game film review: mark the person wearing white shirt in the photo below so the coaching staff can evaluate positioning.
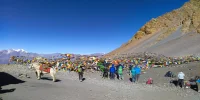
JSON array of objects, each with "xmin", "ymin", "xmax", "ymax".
[{"xmin": 177, "ymin": 72, "xmax": 185, "ymax": 88}]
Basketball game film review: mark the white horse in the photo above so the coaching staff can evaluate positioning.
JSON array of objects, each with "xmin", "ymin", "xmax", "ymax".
[{"xmin": 30, "ymin": 62, "xmax": 57, "ymax": 82}]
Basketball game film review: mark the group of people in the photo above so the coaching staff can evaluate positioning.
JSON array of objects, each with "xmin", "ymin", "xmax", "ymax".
[
  {"xmin": 74, "ymin": 60, "xmax": 200, "ymax": 92},
  {"xmin": 72, "ymin": 60, "xmax": 143, "ymax": 83},
  {"xmin": 167, "ymin": 71, "xmax": 200, "ymax": 92},
  {"xmin": 100, "ymin": 62, "xmax": 153, "ymax": 84}
]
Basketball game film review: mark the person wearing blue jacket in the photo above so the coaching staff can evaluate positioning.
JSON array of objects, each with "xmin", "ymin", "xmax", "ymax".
[
  {"xmin": 131, "ymin": 66, "xmax": 136, "ymax": 83},
  {"xmin": 196, "ymin": 78, "xmax": 200, "ymax": 92},
  {"xmin": 134, "ymin": 64, "xmax": 141, "ymax": 82},
  {"xmin": 110, "ymin": 64, "xmax": 116, "ymax": 80}
]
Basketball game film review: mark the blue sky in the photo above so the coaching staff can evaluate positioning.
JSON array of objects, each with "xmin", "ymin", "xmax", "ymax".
[{"xmin": 0, "ymin": 0, "xmax": 188, "ymax": 54}]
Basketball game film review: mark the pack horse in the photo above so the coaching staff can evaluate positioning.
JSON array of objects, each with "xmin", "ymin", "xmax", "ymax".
[{"xmin": 31, "ymin": 62, "xmax": 57, "ymax": 82}]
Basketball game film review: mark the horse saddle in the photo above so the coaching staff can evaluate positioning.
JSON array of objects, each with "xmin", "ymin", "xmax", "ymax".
[{"xmin": 39, "ymin": 64, "xmax": 51, "ymax": 73}]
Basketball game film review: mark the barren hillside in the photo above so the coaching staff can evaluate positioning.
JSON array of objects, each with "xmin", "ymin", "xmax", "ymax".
[{"xmin": 105, "ymin": 0, "xmax": 200, "ymax": 58}]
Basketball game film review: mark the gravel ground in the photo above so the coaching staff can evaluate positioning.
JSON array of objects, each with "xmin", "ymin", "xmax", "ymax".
[{"xmin": 1, "ymin": 63, "xmax": 200, "ymax": 100}]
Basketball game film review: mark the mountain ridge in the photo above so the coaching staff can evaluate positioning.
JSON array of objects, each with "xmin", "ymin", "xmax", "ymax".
[{"xmin": 0, "ymin": 49, "xmax": 104, "ymax": 64}]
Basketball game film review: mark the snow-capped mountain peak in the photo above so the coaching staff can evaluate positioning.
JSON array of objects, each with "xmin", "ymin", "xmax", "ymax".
[
  {"xmin": 7, "ymin": 49, "xmax": 27, "ymax": 53},
  {"xmin": 13, "ymin": 49, "xmax": 27, "ymax": 53}
]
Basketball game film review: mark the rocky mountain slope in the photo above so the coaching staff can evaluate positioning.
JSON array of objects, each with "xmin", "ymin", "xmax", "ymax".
[{"xmin": 105, "ymin": 0, "xmax": 200, "ymax": 58}]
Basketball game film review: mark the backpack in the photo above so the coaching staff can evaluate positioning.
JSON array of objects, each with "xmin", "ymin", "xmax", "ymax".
[
  {"xmin": 134, "ymin": 66, "xmax": 141, "ymax": 74},
  {"xmin": 146, "ymin": 78, "xmax": 153, "ymax": 84},
  {"xmin": 196, "ymin": 79, "xmax": 200, "ymax": 83},
  {"xmin": 131, "ymin": 68, "xmax": 136, "ymax": 76},
  {"xmin": 165, "ymin": 71, "xmax": 175, "ymax": 77},
  {"xmin": 100, "ymin": 65, "xmax": 104, "ymax": 72},
  {"xmin": 165, "ymin": 71, "xmax": 171, "ymax": 77},
  {"xmin": 78, "ymin": 67, "xmax": 82, "ymax": 72},
  {"xmin": 118, "ymin": 66, "xmax": 123, "ymax": 74}
]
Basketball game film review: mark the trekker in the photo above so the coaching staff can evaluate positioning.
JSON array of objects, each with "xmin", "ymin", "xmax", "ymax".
[
  {"xmin": 110, "ymin": 64, "xmax": 116, "ymax": 80},
  {"xmin": 196, "ymin": 78, "xmax": 200, "ymax": 92},
  {"xmin": 129, "ymin": 64, "xmax": 133, "ymax": 75},
  {"xmin": 77, "ymin": 65, "xmax": 83, "ymax": 82},
  {"xmin": 99, "ymin": 64, "xmax": 105, "ymax": 76},
  {"xmin": 131, "ymin": 66, "xmax": 136, "ymax": 83},
  {"xmin": 134, "ymin": 64, "xmax": 141, "ymax": 82},
  {"xmin": 103, "ymin": 67, "xmax": 109, "ymax": 79},
  {"xmin": 115, "ymin": 64, "xmax": 120, "ymax": 79},
  {"xmin": 177, "ymin": 72, "xmax": 185, "ymax": 88},
  {"xmin": 118, "ymin": 64, "xmax": 123, "ymax": 80}
]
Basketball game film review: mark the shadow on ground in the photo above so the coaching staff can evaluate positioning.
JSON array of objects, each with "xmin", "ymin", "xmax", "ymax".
[
  {"xmin": 41, "ymin": 77, "xmax": 61, "ymax": 82},
  {"xmin": 0, "ymin": 72, "xmax": 25, "ymax": 94},
  {"xmin": 0, "ymin": 88, "xmax": 16, "ymax": 94}
]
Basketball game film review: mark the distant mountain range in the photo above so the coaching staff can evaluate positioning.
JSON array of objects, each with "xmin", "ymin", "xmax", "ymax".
[{"xmin": 0, "ymin": 49, "xmax": 104, "ymax": 64}]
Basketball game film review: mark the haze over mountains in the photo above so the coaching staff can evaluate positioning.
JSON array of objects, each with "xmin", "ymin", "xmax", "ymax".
[
  {"xmin": 0, "ymin": 49, "xmax": 104, "ymax": 64},
  {"xmin": 105, "ymin": 0, "xmax": 200, "ymax": 58}
]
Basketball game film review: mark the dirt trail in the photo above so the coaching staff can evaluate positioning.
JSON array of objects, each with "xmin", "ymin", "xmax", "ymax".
[{"xmin": 1, "ymin": 63, "xmax": 200, "ymax": 100}]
